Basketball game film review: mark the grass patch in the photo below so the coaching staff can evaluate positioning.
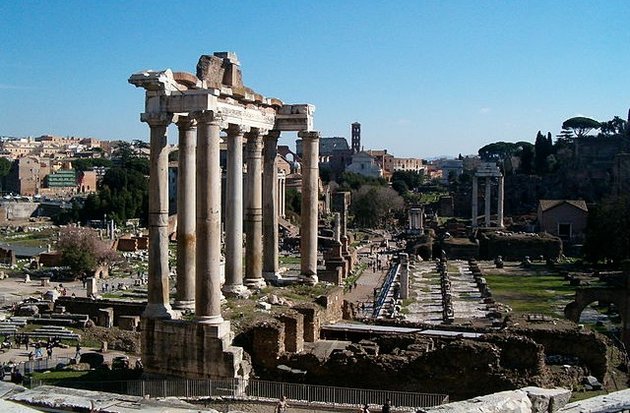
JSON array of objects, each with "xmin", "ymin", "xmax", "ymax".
[
  {"xmin": 31, "ymin": 367, "xmax": 143, "ymax": 385},
  {"xmin": 31, "ymin": 370, "xmax": 89, "ymax": 381},
  {"xmin": 484, "ymin": 273, "xmax": 576, "ymax": 317},
  {"xmin": 279, "ymin": 256, "xmax": 300, "ymax": 265}
]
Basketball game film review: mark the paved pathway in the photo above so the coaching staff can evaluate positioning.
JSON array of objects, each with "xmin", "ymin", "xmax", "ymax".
[{"xmin": 404, "ymin": 259, "xmax": 490, "ymax": 325}]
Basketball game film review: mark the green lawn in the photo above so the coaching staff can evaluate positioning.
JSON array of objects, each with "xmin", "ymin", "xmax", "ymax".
[
  {"xmin": 483, "ymin": 273, "xmax": 576, "ymax": 317},
  {"xmin": 279, "ymin": 256, "xmax": 300, "ymax": 265}
]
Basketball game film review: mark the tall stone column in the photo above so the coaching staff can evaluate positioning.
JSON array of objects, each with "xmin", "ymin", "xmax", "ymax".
[
  {"xmin": 471, "ymin": 175, "xmax": 478, "ymax": 228},
  {"xmin": 497, "ymin": 175, "xmax": 504, "ymax": 228},
  {"xmin": 141, "ymin": 112, "xmax": 175, "ymax": 319},
  {"xmin": 263, "ymin": 131, "xmax": 280, "ymax": 280},
  {"xmin": 299, "ymin": 131, "xmax": 320, "ymax": 285},
  {"xmin": 244, "ymin": 129, "xmax": 266, "ymax": 289},
  {"xmin": 174, "ymin": 115, "xmax": 197, "ymax": 309},
  {"xmin": 280, "ymin": 176, "xmax": 286, "ymax": 218},
  {"xmin": 195, "ymin": 111, "xmax": 224, "ymax": 324},
  {"xmin": 484, "ymin": 177, "xmax": 492, "ymax": 227},
  {"xmin": 223, "ymin": 124, "xmax": 249, "ymax": 297}
]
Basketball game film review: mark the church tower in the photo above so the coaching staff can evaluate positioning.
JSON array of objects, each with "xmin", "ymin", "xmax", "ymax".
[{"xmin": 351, "ymin": 122, "xmax": 361, "ymax": 153}]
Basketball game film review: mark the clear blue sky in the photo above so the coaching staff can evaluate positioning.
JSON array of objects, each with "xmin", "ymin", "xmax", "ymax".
[{"xmin": 1, "ymin": 1, "xmax": 629, "ymax": 158}]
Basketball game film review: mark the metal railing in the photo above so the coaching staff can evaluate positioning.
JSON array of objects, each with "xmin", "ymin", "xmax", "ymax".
[
  {"xmin": 372, "ymin": 262, "xmax": 400, "ymax": 317},
  {"xmin": 30, "ymin": 377, "xmax": 449, "ymax": 409},
  {"xmin": 15, "ymin": 356, "xmax": 73, "ymax": 375}
]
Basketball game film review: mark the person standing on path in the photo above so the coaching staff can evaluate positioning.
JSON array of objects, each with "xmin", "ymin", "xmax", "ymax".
[
  {"xmin": 382, "ymin": 399, "xmax": 391, "ymax": 413},
  {"xmin": 275, "ymin": 395, "xmax": 289, "ymax": 413}
]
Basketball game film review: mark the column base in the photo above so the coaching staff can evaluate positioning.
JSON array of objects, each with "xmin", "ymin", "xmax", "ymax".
[
  {"xmin": 244, "ymin": 278, "xmax": 267, "ymax": 290},
  {"xmin": 142, "ymin": 303, "xmax": 177, "ymax": 320},
  {"xmin": 173, "ymin": 300, "xmax": 195, "ymax": 310},
  {"xmin": 195, "ymin": 319, "xmax": 231, "ymax": 339},
  {"xmin": 222, "ymin": 284, "xmax": 252, "ymax": 299},
  {"xmin": 298, "ymin": 273, "xmax": 318, "ymax": 285},
  {"xmin": 195, "ymin": 314, "xmax": 225, "ymax": 326},
  {"xmin": 263, "ymin": 271, "xmax": 282, "ymax": 282}
]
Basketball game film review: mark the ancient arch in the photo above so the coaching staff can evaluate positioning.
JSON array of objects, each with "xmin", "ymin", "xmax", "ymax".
[{"xmin": 564, "ymin": 273, "xmax": 630, "ymax": 347}]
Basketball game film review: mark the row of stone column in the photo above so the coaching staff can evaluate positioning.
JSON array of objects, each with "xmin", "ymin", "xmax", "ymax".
[
  {"xmin": 142, "ymin": 110, "xmax": 320, "ymax": 323},
  {"xmin": 471, "ymin": 175, "xmax": 504, "ymax": 228}
]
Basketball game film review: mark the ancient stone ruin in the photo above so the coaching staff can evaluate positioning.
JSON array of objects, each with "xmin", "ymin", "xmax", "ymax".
[{"xmin": 129, "ymin": 52, "xmax": 320, "ymax": 379}]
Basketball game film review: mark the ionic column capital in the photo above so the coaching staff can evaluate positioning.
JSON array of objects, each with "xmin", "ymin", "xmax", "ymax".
[
  {"xmin": 226, "ymin": 123, "xmax": 250, "ymax": 137},
  {"xmin": 174, "ymin": 114, "xmax": 197, "ymax": 129},
  {"xmin": 245, "ymin": 130, "xmax": 264, "ymax": 143},
  {"xmin": 193, "ymin": 110, "xmax": 225, "ymax": 127},
  {"xmin": 298, "ymin": 130, "xmax": 320, "ymax": 140},
  {"xmin": 141, "ymin": 112, "xmax": 173, "ymax": 127},
  {"xmin": 264, "ymin": 130, "xmax": 281, "ymax": 141}
]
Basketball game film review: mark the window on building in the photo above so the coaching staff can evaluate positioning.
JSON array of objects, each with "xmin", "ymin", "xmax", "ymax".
[{"xmin": 557, "ymin": 223, "xmax": 572, "ymax": 239}]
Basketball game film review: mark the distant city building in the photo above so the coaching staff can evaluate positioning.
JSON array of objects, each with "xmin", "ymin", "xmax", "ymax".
[
  {"xmin": 433, "ymin": 158, "xmax": 464, "ymax": 183},
  {"xmin": 346, "ymin": 151, "xmax": 383, "ymax": 178},
  {"xmin": 77, "ymin": 170, "xmax": 97, "ymax": 193},
  {"xmin": 0, "ymin": 135, "xmax": 102, "ymax": 160},
  {"xmin": 46, "ymin": 169, "xmax": 77, "ymax": 188},
  {"xmin": 391, "ymin": 157, "xmax": 425, "ymax": 174},
  {"xmin": 7, "ymin": 156, "xmax": 50, "ymax": 196},
  {"xmin": 365, "ymin": 149, "xmax": 394, "ymax": 179},
  {"xmin": 296, "ymin": 136, "xmax": 352, "ymax": 180}
]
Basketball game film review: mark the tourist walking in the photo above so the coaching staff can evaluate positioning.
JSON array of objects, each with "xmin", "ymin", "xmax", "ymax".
[
  {"xmin": 359, "ymin": 403, "xmax": 370, "ymax": 413},
  {"xmin": 275, "ymin": 395, "xmax": 289, "ymax": 413},
  {"xmin": 382, "ymin": 399, "xmax": 391, "ymax": 413}
]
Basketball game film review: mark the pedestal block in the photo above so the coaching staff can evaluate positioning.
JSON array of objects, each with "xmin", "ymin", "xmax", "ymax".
[{"xmin": 141, "ymin": 318, "xmax": 250, "ymax": 380}]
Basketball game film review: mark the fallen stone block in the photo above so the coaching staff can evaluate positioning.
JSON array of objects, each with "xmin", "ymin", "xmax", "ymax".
[
  {"xmin": 418, "ymin": 389, "xmax": 532, "ymax": 413},
  {"xmin": 559, "ymin": 388, "xmax": 630, "ymax": 412},
  {"xmin": 522, "ymin": 387, "xmax": 571, "ymax": 412}
]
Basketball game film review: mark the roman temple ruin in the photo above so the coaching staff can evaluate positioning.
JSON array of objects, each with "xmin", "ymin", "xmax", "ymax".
[{"xmin": 128, "ymin": 52, "xmax": 319, "ymax": 379}]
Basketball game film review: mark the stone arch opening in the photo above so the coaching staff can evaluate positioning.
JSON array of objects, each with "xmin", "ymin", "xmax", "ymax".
[{"xmin": 565, "ymin": 286, "xmax": 628, "ymax": 346}]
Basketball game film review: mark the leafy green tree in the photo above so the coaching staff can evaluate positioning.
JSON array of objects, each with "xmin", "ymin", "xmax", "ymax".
[
  {"xmin": 0, "ymin": 158, "xmax": 12, "ymax": 193},
  {"xmin": 350, "ymin": 185, "xmax": 404, "ymax": 228},
  {"xmin": 561, "ymin": 117, "xmax": 600, "ymax": 138},
  {"xmin": 72, "ymin": 158, "xmax": 113, "ymax": 172},
  {"xmin": 79, "ymin": 167, "xmax": 148, "ymax": 225},
  {"xmin": 391, "ymin": 179, "xmax": 409, "ymax": 195},
  {"xmin": 337, "ymin": 172, "xmax": 386, "ymax": 191},
  {"xmin": 599, "ymin": 116, "xmax": 627, "ymax": 136},
  {"xmin": 584, "ymin": 195, "xmax": 630, "ymax": 263},
  {"xmin": 519, "ymin": 144, "xmax": 534, "ymax": 175},
  {"xmin": 391, "ymin": 170, "xmax": 423, "ymax": 191},
  {"xmin": 285, "ymin": 188, "xmax": 302, "ymax": 215},
  {"xmin": 478, "ymin": 142, "xmax": 519, "ymax": 162},
  {"xmin": 534, "ymin": 131, "xmax": 554, "ymax": 174},
  {"xmin": 57, "ymin": 227, "xmax": 118, "ymax": 277}
]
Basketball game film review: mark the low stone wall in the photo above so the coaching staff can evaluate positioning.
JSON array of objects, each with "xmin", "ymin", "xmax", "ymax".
[
  {"xmin": 0, "ymin": 202, "xmax": 40, "ymax": 221},
  {"xmin": 477, "ymin": 231, "xmax": 562, "ymax": 260},
  {"xmin": 55, "ymin": 297, "xmax": 145, "ymax": 328}
]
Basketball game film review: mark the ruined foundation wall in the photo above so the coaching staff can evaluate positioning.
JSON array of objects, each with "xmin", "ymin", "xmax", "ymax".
[
  {"xmin": 276, "ymin": 311, "xmax": 304, "ymax": 353},
  {"xmin": 142, "ymin": 319, "xmax": 246, "ymax": 380},
  {"xmin": 477, "ymin": 231, "xmax": 562, "ymax": 260},
  {"xmin": 55, "ymin": 297, "xmax": 145, "ymax": 327},
  {"xmin": 250, "ymin": 320, "xmax": 285, "ymax": 369},
  {"xmin": 514, "ymin": 328, "xmax": 609, "ymax": 380}
]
